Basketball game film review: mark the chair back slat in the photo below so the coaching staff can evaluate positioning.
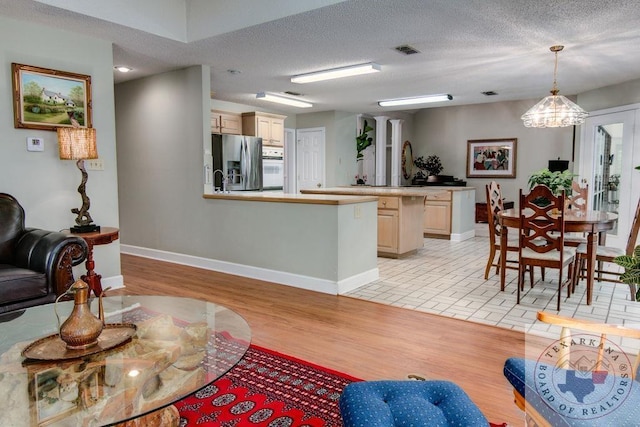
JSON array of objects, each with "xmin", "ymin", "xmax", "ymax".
[
  {"xmin": 567, "ymin": 181, "xmax": 588, "ymax": 213},
  {"xmin": 519, "ymin": 185, "xmax": 566, "ymax": 254},
  {"xmin": 486, "ymin": 181, "xmax": 504, "ymax": 237},
  {"xmin": 538, "ymin": 311, "xmax": 640, "ymax": 381}
]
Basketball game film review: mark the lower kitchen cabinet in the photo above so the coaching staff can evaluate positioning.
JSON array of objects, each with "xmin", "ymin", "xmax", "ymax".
[
  {"xmin": 377, "ymin": 196, "xmax": 424, "ymax": 258},
  {"xmin": 377, "ymin": 209, "xmax": 399, "ymax": 252},
  {"xmin": 423, "ymin": 191, "xmax": 452, "ymax": 237}
]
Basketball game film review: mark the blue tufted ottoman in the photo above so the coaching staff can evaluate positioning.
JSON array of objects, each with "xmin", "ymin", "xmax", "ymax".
[{"xmin": 339, "ymin": 380, "xmax": 489, "ymax": 427}]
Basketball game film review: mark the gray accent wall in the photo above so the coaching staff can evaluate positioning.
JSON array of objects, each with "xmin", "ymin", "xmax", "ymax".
[
  {"xmin": 115, "ymin": 68, "xmax": 377, "ymax": 288},
  {"xmin": 0, "ymin": 15, "xmax": 121, "ymax": 281}
]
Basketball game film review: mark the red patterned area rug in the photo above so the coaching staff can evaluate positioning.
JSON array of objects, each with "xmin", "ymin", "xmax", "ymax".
[{"xmin": 175, "ymin": 342, "xmax": 361, "ymax": 426}]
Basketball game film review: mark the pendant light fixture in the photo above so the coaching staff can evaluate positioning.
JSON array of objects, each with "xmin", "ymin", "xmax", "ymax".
[{"xmin": 521, "ymin": 45, "xmax": 588, "ymax": 128}]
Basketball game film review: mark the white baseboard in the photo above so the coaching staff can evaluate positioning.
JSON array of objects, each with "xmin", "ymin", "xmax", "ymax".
[
  {"xmin": 120, "ymin": 244, "xmax": 378, "ymax": 295},
  {"xmin": 450, "ymin": 229, "xmax": 476, "ymax": 242}
]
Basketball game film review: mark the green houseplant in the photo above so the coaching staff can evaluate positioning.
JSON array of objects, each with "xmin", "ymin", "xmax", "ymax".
[
  {"xmin": 528, "ymin": 168, "xmax": 575, "ymax": 195},
  {"xmin": 356, "ymin": 120, "xmax": 374, "ymax": 160},
  {"xmin": 614, "ymin": 245, "xmax": 640, "ymax": 302},
  {"xmin": 413, "ymin": 155, "xmax": 443, "ymax": 183}
]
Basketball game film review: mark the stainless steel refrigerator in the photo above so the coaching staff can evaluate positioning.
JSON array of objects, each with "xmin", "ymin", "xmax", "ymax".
[{"xmin": 212, "ymin": 134, "xmax": 263, "ymax": 191}]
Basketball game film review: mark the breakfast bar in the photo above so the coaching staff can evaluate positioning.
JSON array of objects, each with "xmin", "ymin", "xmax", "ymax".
[
  {"xmin": 300, "ymin": 186, "xmax": 476, "ymax": 257},
  {"xmin": 122, "ymin": 192, "xmax": 380, "ymax": 296}
]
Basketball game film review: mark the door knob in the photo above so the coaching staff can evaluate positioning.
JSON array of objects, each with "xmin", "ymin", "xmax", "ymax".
[{"xmin": 317, "ymin": 183, "xmax": 322, "ymax": 188}]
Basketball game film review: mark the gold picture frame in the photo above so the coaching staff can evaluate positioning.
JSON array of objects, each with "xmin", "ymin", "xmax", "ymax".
[
  {"xmin": 466, "ymin": 138, "xmax": 517, "ymax": 178},
  {"xmin": 12, "ymin": 63, "xmax": 92, "ymax": 131}
]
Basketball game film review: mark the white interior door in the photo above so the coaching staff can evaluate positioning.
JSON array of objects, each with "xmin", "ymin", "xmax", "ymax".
[
  {"xmin": 579, "ymin": 106, "xmax": 640, "ymax": 249},
  {"xmin": 296, "ymin": 127, "xmax": 325, "ymax": 192}
]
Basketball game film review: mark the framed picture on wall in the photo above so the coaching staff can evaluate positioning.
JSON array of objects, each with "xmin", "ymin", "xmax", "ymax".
[
  {"xmin": 12, "ymin": 63, "xmax": 92, "ymax": 131},
  {"xmin": 466, "ymin": 138, "xmax": 517, "ymax": 178}
]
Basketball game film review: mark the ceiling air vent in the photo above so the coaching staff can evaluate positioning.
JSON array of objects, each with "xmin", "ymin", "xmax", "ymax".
[
  {"xmin": 284, "ymin": 91, "xmax": 303, "ymax": 96},
  {"xmin": 482, "ymin": 91, "xmax": 498, "ymax": 96},
  {"xmin": 394, "ymin": 45, "xmax": 420, "ymax": 55}
]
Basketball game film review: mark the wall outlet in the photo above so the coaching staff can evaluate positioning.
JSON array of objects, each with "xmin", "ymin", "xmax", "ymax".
[
  {"xmin": 354, "ymin": 205, "xmax": 362, "ymax": 219},
  {"xmin": 86, "ymin": 159, "xmax": 104, "ymax": 170}
]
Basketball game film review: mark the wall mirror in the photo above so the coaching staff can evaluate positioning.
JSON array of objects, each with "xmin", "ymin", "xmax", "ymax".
[{"xmin": 402, "ymin": 140, "xmax": 413, "ymax": 179}]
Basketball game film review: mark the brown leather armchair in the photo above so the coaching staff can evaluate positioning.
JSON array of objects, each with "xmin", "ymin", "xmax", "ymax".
[{"xmin": 0, "ymin": 193, "xmax": 88, "ymax": 315}]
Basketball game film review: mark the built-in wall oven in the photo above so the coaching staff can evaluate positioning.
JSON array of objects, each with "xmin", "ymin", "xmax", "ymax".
[{"xmin": 262, "ymin": 147, "xmax": 284, "ymax": 190}]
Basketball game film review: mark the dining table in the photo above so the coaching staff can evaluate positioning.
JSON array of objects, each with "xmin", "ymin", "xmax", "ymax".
[{"xmin": 497, "ymin": 209, "xmax": 618, "ymax": 305}]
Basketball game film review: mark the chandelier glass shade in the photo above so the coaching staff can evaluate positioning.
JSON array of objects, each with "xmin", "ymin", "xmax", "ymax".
[{"xmin": 521, "ymin": 45, "xmax": 588, "ymax": 128}]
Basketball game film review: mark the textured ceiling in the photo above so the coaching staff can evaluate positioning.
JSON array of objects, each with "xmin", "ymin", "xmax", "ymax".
[{"xmin": 2, "ymin": 0, "xmax": 640, "ymax": 116}]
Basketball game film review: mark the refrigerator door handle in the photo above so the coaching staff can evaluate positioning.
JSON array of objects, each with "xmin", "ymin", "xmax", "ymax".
[{"xmin": 241, "ymin": 139, "xmax": 248, "ymax": 189}]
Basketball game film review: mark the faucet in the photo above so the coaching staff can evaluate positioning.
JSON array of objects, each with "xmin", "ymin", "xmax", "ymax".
[{"xmin": 213, "ymin": 169, "xmax": 228, "ymax": 193}]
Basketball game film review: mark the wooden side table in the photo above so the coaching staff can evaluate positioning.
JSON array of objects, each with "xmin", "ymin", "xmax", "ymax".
[{"xmin": 64, "ymin": 227, "xmax": 119, "ymax": 297}]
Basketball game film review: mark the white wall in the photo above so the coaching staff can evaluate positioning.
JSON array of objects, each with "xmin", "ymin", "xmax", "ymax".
[
  {"xmin": 412, "ymin": 99, "xmax": 574, "ymax": 203},
  {"xmin": 0, "ymin": 15, "xmax": 121, "ymax": 283}
]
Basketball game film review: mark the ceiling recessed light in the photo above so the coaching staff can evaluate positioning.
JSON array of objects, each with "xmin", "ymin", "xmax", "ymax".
[
  {"xmin": 256, "ymin": 92, "xmax": 312, "ymax": 108},
  {"xmin": 114, "ymin": 66, "xmax": 132, "ymax": 73},
  {"xmin": 291, "ymin": 63, "xmax": 381, "ymax": 84},
  {"xmin": 378, "ymin": 94, "xmax": 452, "ymax": 107}
]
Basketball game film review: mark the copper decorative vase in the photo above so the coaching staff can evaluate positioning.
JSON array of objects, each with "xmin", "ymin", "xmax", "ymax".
[{"xmin": 58, "ymin": 280, "xmax": 104, "ymax": 349}]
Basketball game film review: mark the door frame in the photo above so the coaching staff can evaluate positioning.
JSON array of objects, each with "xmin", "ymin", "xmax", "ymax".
[
  {"xmin": 578, "ymin": 103, "xmax": 640, "ymax": 249},
  {"xmin": 284, "ymin": 127, "xmax": 295, "ymax": 193}
]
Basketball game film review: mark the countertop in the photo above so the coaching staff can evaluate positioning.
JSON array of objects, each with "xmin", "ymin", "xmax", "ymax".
[
  {"xmin": 203, "ymin": 192, "xmax": 377, "ymax": 205},
  {"xmin": 300, "ymin": 186, "xmax": 475, "ymax": 197}
]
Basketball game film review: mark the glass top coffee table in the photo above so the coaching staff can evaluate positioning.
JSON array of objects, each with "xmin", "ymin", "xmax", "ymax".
[{"xmin": 0, "ymin": 295, "xmax": 251, "ymax": 426}]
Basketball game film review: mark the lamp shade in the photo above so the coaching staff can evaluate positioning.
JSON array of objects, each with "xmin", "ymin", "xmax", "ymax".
[
  {"xmin": 58, "ymin": 127, "xmax": 98, "ymax": 160},
  {"xmin": 521, "ymin": 94, "xmax": 588, "ymax": 128}
]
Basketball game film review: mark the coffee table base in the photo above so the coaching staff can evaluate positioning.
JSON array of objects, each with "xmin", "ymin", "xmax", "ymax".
[{"xmin": 115, "ymin": 405, "xmax": 179, "ymax": 427}]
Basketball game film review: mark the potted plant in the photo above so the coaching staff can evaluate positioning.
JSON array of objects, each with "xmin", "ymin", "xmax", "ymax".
[
  {"xmin": 614, "ymin": 245, "xmax": 640, "ymax": 302},
  {"xmin": 356, "ymin": 120, "xmax": 374, "ymax": 160},
  {"xmin": 528, "ymin": 168, "xmax": 575, "ymax": 196},
  {"xmin": 413, "ymin": 155, "xmax": 443, "ymax": 184}
]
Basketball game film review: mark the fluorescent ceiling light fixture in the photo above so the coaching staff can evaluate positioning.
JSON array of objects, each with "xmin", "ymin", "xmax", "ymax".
[
  {"xmin": 291, "ymin": 63, "xmax": 381, "ymax": 84},
  {"xmin": 378, "ymin": 94, "xmax": 453, "ymax": 107},
  {"xmin": 256, "ymin": 92, "xmax": 313, "ymax": 108},
  {"xmin": 114, "ymin": 66, "xmax": 133, "ymax": 73}
]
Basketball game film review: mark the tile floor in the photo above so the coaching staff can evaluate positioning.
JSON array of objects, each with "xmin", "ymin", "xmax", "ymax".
[{"xmin": 346, "ymin": 224, "xmax": 640, "ymax": 348}]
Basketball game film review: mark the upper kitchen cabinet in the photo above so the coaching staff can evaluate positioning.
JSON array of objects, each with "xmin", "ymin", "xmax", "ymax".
[
  {"xmin": 212, "ymin": 110, "xmax": 243, "ymax": 135},
  {"xmin": 242, "ymin": 112, "xmax": 286, "ymax": 146}
]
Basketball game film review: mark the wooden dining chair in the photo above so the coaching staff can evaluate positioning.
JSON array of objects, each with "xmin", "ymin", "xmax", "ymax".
[
  {"xmin": 484, "ymin": 182, "xmax": 521, "ymax": 284},
  {"xmin": 564, "ymin": 181, "xmax": 589, "ymax": 247},
  {"xmin": 517, "ymin": 185, "xmax": 576, "ymax": 311},
  {"xmin": 572, "ymin": 196, "xmax": 640, "ymax": 300},
  {"xmin": 503, "ymin": 311, "xmax": 640, "ymax": 427}
]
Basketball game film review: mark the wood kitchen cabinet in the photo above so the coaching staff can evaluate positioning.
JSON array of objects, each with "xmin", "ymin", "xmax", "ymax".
[
  {"xmin": 423, "ymin": 191, "xmax": 452, "ymax": 237},
  {"xmin": 211, "ymin": 110, "xmax": 242, "ymax": 134},
  {"xmin": 242, "ymin": 112, "xmax": 286, "ymax": 146},
  {"xmin": 377, "ymin": 196, "xmax": 424, "ymax": 258}
]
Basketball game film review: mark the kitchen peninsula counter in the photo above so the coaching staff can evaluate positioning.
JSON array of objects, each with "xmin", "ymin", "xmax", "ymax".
[
  {"xmin": 203, "ymin": 192, "xmax": 377, "ymax": 205},
  {"xmin": 191, "ymin": 190, "xmax": 379, "ymax": 295},
  {"xmin": 302, "ymin": 186, "xmax": 476, "ymax": 245}
]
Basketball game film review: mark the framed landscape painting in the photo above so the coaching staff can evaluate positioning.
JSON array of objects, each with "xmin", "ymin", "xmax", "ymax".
[
  {"xmin": 12, "ymin": 63, "xmax": 92, "ymax": 131},
  {"xmin": 466, "ymin": 138, "xmax": 517, "ymax": 178}
]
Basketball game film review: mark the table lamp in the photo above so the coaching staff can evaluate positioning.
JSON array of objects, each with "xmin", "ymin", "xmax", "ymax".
[{"xmin": 58, "ymin": 125, "xmax": 100, "ymax": 233}]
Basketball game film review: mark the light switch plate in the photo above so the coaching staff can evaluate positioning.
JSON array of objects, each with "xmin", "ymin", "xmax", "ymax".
[
  {"xmin": 27, "ymin": 137, "xmax": 44, "ymax": 152},
  {"xmin": 86, "ymin": 159, "xmax": 104, "ymax": 170}
]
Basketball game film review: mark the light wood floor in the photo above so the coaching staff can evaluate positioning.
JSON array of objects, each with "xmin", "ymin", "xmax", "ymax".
[{"xmin": 115, "ymin": 254, "xmax": 549, "ymax": 426}]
